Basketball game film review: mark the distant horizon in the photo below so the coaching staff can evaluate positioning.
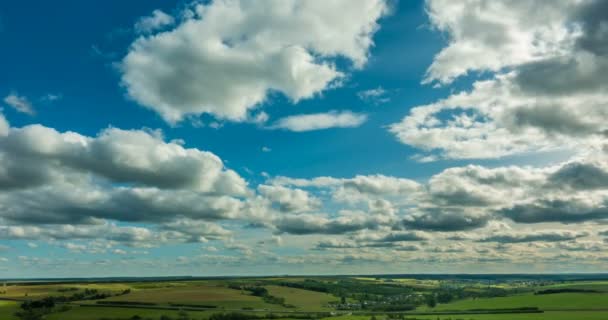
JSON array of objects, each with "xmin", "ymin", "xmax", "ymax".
[{"xmin": 5, "ymin": 273, "xmax": 608, "ymax": 282}]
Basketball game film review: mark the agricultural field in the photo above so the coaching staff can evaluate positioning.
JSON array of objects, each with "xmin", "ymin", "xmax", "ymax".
[
  {"xmin": 418, "ymin": 291, "xmax": 608, "ymax": 311},
  {"xmin": 2, "ymin": 275, "xmax": 608, "ymax": 320}
]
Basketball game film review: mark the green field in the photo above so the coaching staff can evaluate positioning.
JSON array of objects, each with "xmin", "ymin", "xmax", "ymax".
[
  {"xmin": 100, "ymin": 282, "xmax": 283, "ymax": 310},
  {"xmin": 419, "ymin": 292, "xmax": 608, "ymax": 311},
  {"xmin": 4, "ymin": 277, "xmax": 608, "ymax": 320},
  {"xmin": 328, "ymin": 311, "xmax": 608, "ymax": 320},
  {"xmin": 0, "ymin": 301, "xmax": 19, "ymax": 320},
  {"xmin": 46, "ymin": 306, "xmax": 215, "ymax": 320},
  {"xmin": 265, "ymin": 285, "xmax": 339, "ymax": 311}
]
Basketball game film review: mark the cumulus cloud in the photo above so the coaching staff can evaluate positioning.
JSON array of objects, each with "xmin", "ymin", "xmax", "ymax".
[
  {"xmin": 273, "ymin": 213, "xmax": 383, "ymax": 235},
  {"xmin": 478, "ymin": 230, "xmax": 589, "ymax": 243},
  {"xmin": 499, "ymin": 199, "xmax": 608, "ymax": 224},
  {"xmin": 134, "ymin": 9, "xmax": 174, "ymax": 34},
  {"xmin": 390, "ymin": 0, "xmax": 608, "ymax": 160},
  {"xmin": 0, "ymin": 115, "xmax": 268, "ymax": 235},
  {"xmin": 0, "ymin": 114, "xmax": 8, "ymax": 136},
  {"xmin": 121, "ymin": 0, "xmax": 389, "ymax": 123},
  {"xmin": 423, "ymin": 0, "xmax": 577, "ymax": 85},
  {"xmin": 401, "ymin": 207, "xmax": 491, "ymax": 231},
  {"xmin": 4, "ymin": 92, "xmax": 35, "ymax": 115},
  {"xmin": 258, "ymin": 184, "xmax": 319, "ymax": 213},
  {"xmin": 0, "ymin": 124, "xmax": 247, "ymax": 194},
  {"xmin": 268, "ymin": 151, "xmax": 608, "ymax": 233},
  {"xmin": 271, "ymin": 111, "xmax": 367, "ymax": 132}
]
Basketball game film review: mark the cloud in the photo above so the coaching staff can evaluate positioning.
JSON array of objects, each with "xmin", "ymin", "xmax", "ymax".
[
  {"xmin": 423, "ymin": 0, "xmax": 577, "ymax": 85},
  {"xmin": 272, "ymin": 174, "xmax": 420, "ymax": 204},
  {"xmin": 499, "ymin": 199, "xmax": 608, "ymax": 224},
  {"xmin": 390, "ymin": 0, "xmax": 608, "ymax": 160},
  {"xmin": 121, "ymin": 0, "xmax": 389, "ymax": 123},
  {"xmin": 548, "ymin": 162, "xmax": 608, "ymax": 190},
  {"xmin": 0, "ymin": 113, "xmax": 8, "ymax": 137},
  {"xmin": 134, "ymin": 9, "xmax": 175, "ymax": 34},
  {"xmin": 357, "ymin": 86, "xmax": 390, "ymax": 105},
  {"xmin": 4, "ymin": 92, "xmax": 35, "ymax": 115},
  {"xmin": 273, "ymin": 213, "xmax": 382, "ymax": 235},
  {"xmin": 271, "ymin": 111, "xmax": 367, "ymax": 132},
  {"xmin": 478, "ymin": 230, "xmax": 589, "ymax": 243},
  {"xmin": 258, "ymin": 184, "xmax": 319, "ymax": 213},
  {"xmin": 401, "ymin": 207, "xmax": 491, "ymax": 231},
  {"xmin": 1, "ymin": 124, "xmax": 247, "ymax": 194},
  {"xmin": 0, "ymin": 115, "xmax": 264, "ymax": 228}
]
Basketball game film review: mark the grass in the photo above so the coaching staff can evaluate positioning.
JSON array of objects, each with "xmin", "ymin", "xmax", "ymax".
[
  {"xmin": 265, "ymin": 285, "xmax": 339, "ymax": 311},
  {"xmin": 326, "ymin": 311, "xmax": 608, "ymax": 320},
  {"xmin": 0, "ymin": 301, "xmax": 19, "ymax": 320},
  {"xmin": 100, "ymin": 283, "xmax": 285, "ymax": 310},
  {"xmin": 1, "ymin": 283, "xmax": 131, "ymax": 300},
  {"xmin": 419, "ymin": 292, "xmax": 608, "ymax": 311},
  {"xmin": 535, "ymin": 281, "xmax": 608, "ymax": 292},
  {"xmin": 46, "ymin": 306, "xmax": 215, "ymax": 320}
]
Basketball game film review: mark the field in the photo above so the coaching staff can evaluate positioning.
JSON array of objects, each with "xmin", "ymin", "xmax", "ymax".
[
  {"xmin": 2, "ymin": 275, "xmax": 608, "ymax": 320},
  {"xmin": 101, "ymin": 282, "xmax": 284, "ymax": 309},
  {"xmin": 327, "ymin": 311, "xmax": 608, "ymax": 320},
  {"xmin": 418, "ymin": 292, "xmax": 608, "ymax": 311},
  {"xmin": 264, "ymin": 285, "xmax": 338, "ymax": 311},
  {"xmin": 0, "ymin": 301, "xmax": 19, "ymax": 320}
]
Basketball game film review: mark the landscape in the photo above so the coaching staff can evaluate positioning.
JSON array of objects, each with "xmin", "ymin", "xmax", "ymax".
[
  {"xmin": 1, "ymin": 0, "xmax": 608, "ymax": 319},
  {"xmin": 3, "ymin": 275, "xmax": 608, "ymax": 320}
]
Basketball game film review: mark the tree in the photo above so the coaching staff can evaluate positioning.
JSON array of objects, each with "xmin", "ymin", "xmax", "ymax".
[{"xmin": 425, "ymin": 294, "xmax": 436, "ymax": 308}]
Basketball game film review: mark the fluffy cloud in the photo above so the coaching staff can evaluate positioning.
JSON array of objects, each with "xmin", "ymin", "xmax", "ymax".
[
  {"xmin": 258, "ymin": 184, "xmax": 319, "ymax": 213},
  {"xmin": 269, "ymin": 151, "xmax": 608, "ymax": 232},
  {"xmin": 401, "ymin": 207, "xmax": 491, "ymax": 231},
  {"xmin": 0, "ymin": 115, "xmax": 263, "ymax": 230},
  {"xmin": 3, "ymin": 92, "xmax": 34, "ymax": 115},
  {"xmin": 423, "ymin": 0, "xmax": 577, "ymax": 85},
  {"xmin": 134, "ymin": 9, "xmax": 174, "ymax": 34},
  {"xmin": 0, "ymin": 114, "xmax": 8, "ymax": 136},
  {"xmin": 478, "ymin": 230, "xmax": 589, "ymax": 243},
  {"xmin": 499, "ymin": 198, "xmax": 608, "ymax": 224},
  {"xmin": 1, "ymin": 125, "xmax": 247, "ymax": 194},
  {"xmin": 390, "ymin": 0, "xmax": 608, "ymax": 159},
  {"xmin": 271, "ymin": 111, "xmax": 367, "ymax": 132},
  {"xmin": 121, "ymin": 0, "xmax": 389, "ymax": 123}
]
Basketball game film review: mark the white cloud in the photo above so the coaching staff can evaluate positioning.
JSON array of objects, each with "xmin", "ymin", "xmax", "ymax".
[
  {"xmin": 258, "ymin": 184, "xmax": 320, "ymax": 213},
  {"xmin": 272, "ymin": 110, "xmax": 367, "ymax": 132},
  {"xmin": 390, "ymin": 0, "xmax": 608, "ymax": 160},
  {"xmin": 0, "ymin": 113, "xmax": 8, "ymax": 136},
  {"xmin": 121, "ymin": 0, "xmax": 389, "ymax": 123},
  {"xmin": 134, "ymin": 9, "xmax": 175, "ymax": 34},
  {"xmin": 4, "ymin": 92, "xmax": 35, "ymax": 115},
  {"xmin": 1, "ymin": 124, "xmax": 248, "ymax": 194},
  {"xmin": 423, "ymin": 0, "xmax": 578, "ymax": 85},
  {"xmin": 357, "ymin": 86, "xmax": 390, "ymax": 105}
]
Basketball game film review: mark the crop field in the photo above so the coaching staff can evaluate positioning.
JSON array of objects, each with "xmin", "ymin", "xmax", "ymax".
[
  {"xmin": 264, "ymin": 285, "xmax": 338, "ymax": 311},
  {"xmin": 45, "ymin": 306, "xmax": 216, "ymax": 320},
  {"xmin": 327, "ymin": 311, "xmax": 608, "ymax": 320},
  {"xmin": 3, "ymin": 276, "xmax": 608, "ymax": 320},
  {"xmin": 101, "ymin": 283, "xmax": 283, "ymax": 309},
  {"xmin": 418, "ymin": 292, "xmax": 608, "ymax": 311}
]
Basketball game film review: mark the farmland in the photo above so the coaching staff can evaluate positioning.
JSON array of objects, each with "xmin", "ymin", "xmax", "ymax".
[{"xmin": 2, "ymin": 275, "xmax": 608, "ymax": 320}]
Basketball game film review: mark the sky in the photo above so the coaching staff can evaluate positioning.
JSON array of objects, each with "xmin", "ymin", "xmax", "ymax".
[{"xmin": 0, "ymin": 0, "xmax": 607, "ymax": 278}]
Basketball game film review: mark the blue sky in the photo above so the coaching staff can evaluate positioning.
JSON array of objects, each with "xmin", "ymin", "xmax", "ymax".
[{"xmin": 0, "ymin": 0, "xmax": 607, "ymax": 277}]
